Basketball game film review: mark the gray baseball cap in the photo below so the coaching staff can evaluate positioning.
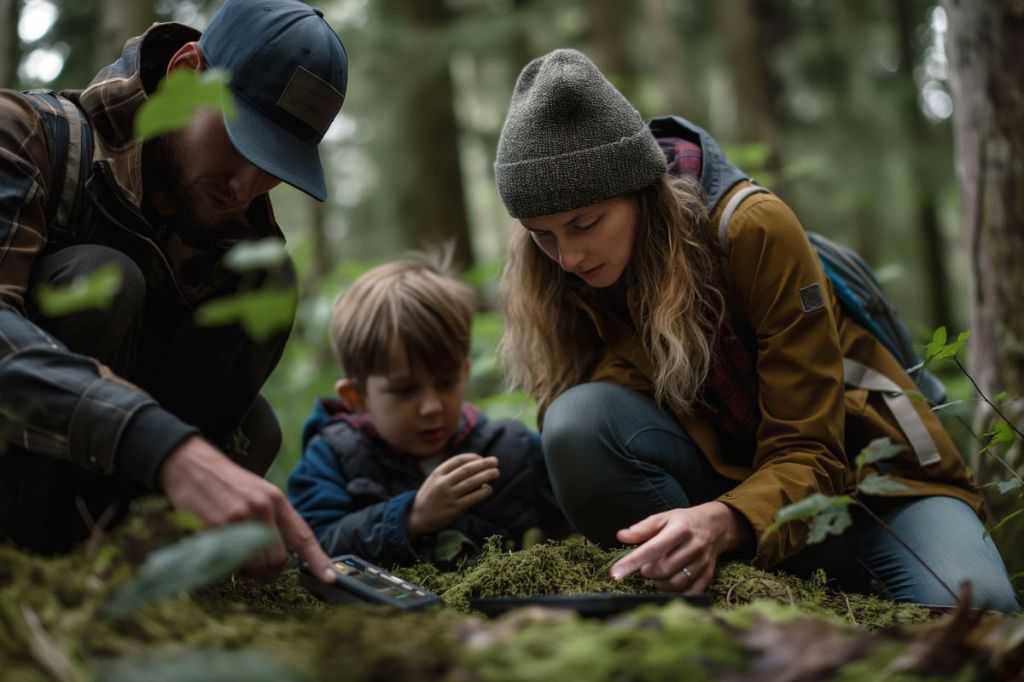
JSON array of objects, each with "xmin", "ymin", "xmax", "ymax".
[{"xmin": 199, "ymin": 0, "xmax": 348, "ymax": 201}]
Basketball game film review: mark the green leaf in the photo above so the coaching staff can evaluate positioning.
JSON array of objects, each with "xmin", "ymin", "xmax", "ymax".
[
  {"xmin": 930, "ymin": 399, "xmax": 974, "ymax": 413},
  {"xmin": 767, "ymin": 493, "xmax": 853, "ymax": 539},
  {"xmin": 984, "ymin": 508, "xmax": 1024, "ymax": 539},
  {"xmin": 924, "ymin": 326, "xmax": 947, "ymax": 360},
  {"xmin": 35, "ymin": 263, "xmax": 123, "ymax": 317},
  {"xmin": 854, "ymin": 438, "xmax": 906, "ymax": 470},
  {"xmin": 857, "ymin": 473, "xmax": 911, "ymax": 495},
  {"xmin": 989, "ymin": 421, "xmax": 1017, "ymax": 445},
  {"xmin": 102, "ymin": 522, "xmax": 277, "ymax": 617},
  {"xmin": 924, "ymin": 327, "xmax": 971, "ymax": 364},
  {"xmin": 134, "ymin": 68, "xmax": 236, "ymax": 141},
  {"xmin": 223, "ymin": 238, "xmax": 289, "ymax": 272},
  {"xmin": 996, "ymin": 478, "xmax": 1023, "ymax": 495},
  {"xmin": 432, "ymin": 529, "xmax": 478, "ymax": 563},
  {"xmin": 807, "ymin": 504, "xmax": 853, "ymax": 544},
  {"xmin": 97, "ymin": 648, "xmax": 306, "ymax": 682},
  {"xmin": 194, "ymin": 287, "xmax": 298, "ymax": 342},
  {"xmin": 994, "ymin": 391, "xmax": 1009, "ymax": 403}
]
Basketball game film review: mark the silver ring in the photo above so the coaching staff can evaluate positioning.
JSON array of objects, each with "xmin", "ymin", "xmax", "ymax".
[{"xmin": 681, "ymin": 566, "xmax": 693, "ymax": 581}]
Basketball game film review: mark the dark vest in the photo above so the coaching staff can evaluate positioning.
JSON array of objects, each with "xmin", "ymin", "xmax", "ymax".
[{"xmin": 318, "ymin": 416, "xmax": 544, "ymax": 544}]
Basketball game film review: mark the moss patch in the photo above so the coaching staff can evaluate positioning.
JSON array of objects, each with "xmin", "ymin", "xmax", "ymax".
[{"xmin": 0, "ymin": 502, "xmax": 1017, "ymax": 681}]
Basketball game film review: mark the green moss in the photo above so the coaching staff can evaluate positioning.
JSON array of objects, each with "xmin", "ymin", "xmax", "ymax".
[
  {"xmin": 0, "ymin": 509, "xmax": 1012, "ymax": 682},
  {"xmin": 400, "ymin": 536, "xmax": 653, "ymax": 612},
  {"xmin": 710, "ymin": 562, "xmax": 934, "ymax": 629}
]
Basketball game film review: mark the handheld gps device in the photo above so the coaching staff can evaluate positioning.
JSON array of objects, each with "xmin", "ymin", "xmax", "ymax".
[{"xmin": 299, "ymin": 555, "xmax": 442, "ymax": 611}]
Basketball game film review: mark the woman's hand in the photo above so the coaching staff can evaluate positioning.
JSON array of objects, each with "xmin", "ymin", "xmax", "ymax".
[
  {"xmin": 609, "ymin": 501, "xmax": 750, "ymax": 593},
  {"xmin": 406, "ymin": 454, "xmax": 500, "ymax": 538}
]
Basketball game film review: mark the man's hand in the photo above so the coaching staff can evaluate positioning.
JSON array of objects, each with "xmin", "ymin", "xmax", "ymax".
[
  {"xmin": 159, "ymin": 435, "xmax": 335, "ymax": 584},
  {"xmin": 406, "ymin": 453, "xmax": 500, "ymax": 539},
  {"xmin": 608, "ymin": 501, "xmax": 751, "ymax": 593}
]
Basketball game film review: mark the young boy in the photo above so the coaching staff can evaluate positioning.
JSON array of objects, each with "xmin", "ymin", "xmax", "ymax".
[{"xmin": 287, "ymin": 254, "xmax": 570, "ymax": 566}]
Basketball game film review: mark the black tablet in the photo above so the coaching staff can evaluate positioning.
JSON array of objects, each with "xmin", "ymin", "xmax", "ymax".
[{"xmin": 468, "ymin": 592, "xmax": 712, "ymax": 618}]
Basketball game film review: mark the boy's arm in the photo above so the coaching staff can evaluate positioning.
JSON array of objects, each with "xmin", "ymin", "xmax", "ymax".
[
  {"xmin": 287, "ymin": 435, "xmax": 424, "ymax": 565},
  {"xmin": 527, "ymin": 431, "xmax": 574, "ymax": 539}
]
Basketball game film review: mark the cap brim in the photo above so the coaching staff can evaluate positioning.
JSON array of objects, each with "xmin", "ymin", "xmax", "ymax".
[{"xmin": 224, "ymin": 97, "xmax": 328, "ymax": 202}]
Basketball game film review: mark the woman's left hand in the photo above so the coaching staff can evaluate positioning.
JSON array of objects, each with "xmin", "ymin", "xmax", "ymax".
[{"xmin": 609, "ymin": 501, "xmax": 749, "ymax": 593}]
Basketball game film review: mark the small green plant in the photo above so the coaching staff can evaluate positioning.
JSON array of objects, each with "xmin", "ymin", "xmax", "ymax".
[{"xmin": 767, "ymin": 325, "xmax": 1024, "ymax": 604}]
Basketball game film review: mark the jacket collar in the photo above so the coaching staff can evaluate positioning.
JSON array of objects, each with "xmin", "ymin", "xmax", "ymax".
[
  {"xmin": 647, "ymin": 115, "xmax": 749, "ymax": 213},
  {"xmin": 67, "ymin": 22, "xmax": 199, "ymax": 209}
]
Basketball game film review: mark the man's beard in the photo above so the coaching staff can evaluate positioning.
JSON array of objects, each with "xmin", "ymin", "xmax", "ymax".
[{"xmin": 155, "ymin": 133, "xmax": 246, "ymax": 246}]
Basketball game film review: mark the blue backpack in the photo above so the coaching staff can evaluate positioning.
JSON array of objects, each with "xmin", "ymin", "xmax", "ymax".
[{"xmin": 718, "ymin": 185, "xmax": 947, "ymax": 408}]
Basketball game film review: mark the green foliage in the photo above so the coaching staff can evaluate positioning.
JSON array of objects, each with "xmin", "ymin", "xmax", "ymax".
[
  {"xmin": 857, "ymin": 473, "xmax": 910, "ymax": 495},
  {"xmin": 923, "ymin": 327, "xmax": 971, "ymax": 364},
  {"xmin": 855, "ymin": 438, "xmax": 905, "ymax": 471},
  {"xmin": 994, "ymin": 478, "xmax": 1023, "ymax": 495},
  {"xmin": 767, "ymin": 493, "xmax": 854, "ymax": 545},
  {"xmin": 195, "ymin": 288, "xmax": 298, "ymax": 342},
  {"xmin": 989, "ymin": 420, "xmax": 1018, "ymax": 445},
  {"xmin": 35, "ymin": 263, "xmax": 122, "ymax": 316},
  {"xmin": 771, "ymin": 439, "xmax": 910, "ymax": 546},
  {"xmin": 102, "ymin": 522, "xmax": 278, "ymax": 618},
  {"xmin": 224, "ymin": 238, "xmax": 290, "ymax": 272},
  {"xmin": 134, "ymin": 68, "xmax": 236, "ymax": 141}
]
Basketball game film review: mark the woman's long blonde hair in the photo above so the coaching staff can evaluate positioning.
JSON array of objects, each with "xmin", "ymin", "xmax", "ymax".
[{"xmin": 498, "ymin": 175, "xmax": 726, "ymax": 416}]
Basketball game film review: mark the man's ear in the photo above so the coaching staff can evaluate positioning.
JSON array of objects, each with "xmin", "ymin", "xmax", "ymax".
[
  {"xmin": 336, "ymin": 378, "xmax": 366, "ymax": 412},
  {"xmin": 166, "ymin": 41, "xmax": 206, "ymax": 76}
]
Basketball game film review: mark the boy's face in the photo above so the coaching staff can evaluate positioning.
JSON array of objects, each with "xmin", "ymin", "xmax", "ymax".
[{"xmin": 339, "ymin": 351, "xmax": 470, "ymax": 458}]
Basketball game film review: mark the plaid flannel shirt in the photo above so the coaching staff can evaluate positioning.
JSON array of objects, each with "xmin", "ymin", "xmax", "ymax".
[{"xmin": 0, "ymin": 22, "xmax": 283, "ymax": 489}]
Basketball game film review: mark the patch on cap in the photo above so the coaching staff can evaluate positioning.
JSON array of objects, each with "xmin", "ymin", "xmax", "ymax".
[
  {"xmin": 799, "ymin": 283, "xmax": 825, "ymax": 313},
  {"xmin": 277, "ymin": 66, "xmax": 344, "ymax": 138}
]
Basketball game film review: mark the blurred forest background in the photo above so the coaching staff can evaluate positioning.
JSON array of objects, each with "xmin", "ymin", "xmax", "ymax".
[{"xmin": 3, "ymin": 0, "xmax": 1023, "ymax": 576}]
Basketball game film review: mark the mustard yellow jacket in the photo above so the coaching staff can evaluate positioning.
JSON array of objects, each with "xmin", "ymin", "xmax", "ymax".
[{"xmin": 581, "ymin": 181, "xmax": 983, "ymax": 568}]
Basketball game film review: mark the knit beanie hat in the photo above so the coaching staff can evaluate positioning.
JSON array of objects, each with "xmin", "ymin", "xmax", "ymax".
[{"xmin": 494, "ymin": 49, "xmax": 667, "ymax": 219}]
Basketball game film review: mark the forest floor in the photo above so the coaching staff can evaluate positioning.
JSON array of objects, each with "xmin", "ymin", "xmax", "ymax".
[{"xmin": 1, "ymin": 500, "xmax": 1022, "ymax": 682}]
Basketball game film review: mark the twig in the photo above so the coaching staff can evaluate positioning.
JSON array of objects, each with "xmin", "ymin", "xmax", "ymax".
[
  {"xmin": 75, "ymin": 497, "xmax": 118, "ymax": 559},
  {"xmin": 955, "ymin": 357, "xmax": 1024, "ymax": 441},
  {"xmin": 20, "ymin": 604, "xmax": 80, "ymax": 682},
  {"xmin": 854, "ymin": 500, "xmax": 959, "ymax": 604},
  {"xmin": 844, "ymin": 594, "xmax": 857, "ymax": 626}
]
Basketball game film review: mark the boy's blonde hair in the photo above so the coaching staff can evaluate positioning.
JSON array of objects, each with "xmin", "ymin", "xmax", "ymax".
[{"xmin": 330, "ymin": 250, "xmax": 476, "ymax": 384}]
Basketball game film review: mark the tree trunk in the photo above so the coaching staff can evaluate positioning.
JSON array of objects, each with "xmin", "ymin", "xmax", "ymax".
[
  {"xmin": 1, "ymin": 0, "xmax": 20, "ymax": 88},
  {"xmin": 642, "ymin": 0, "xmax": 691, "ymax": 117},
  {"xmin": 389, "ymin": 0, "xmax": 474, "ymax": 268},
  {"xmin": 893, "ymin": 0, "xmax": 954, "ymax": 333},
  {"xmin": 713, "ymin": 0, "xmax": 785, "ymax": 185},
  {"xmin": 589, "ymin": 0, "xmax": 636, "ymax": 104},
  {"xmin": 943, "ymin": 0, "xmax": 1024, "ymax": 468},
  {"xmin": 95, "ymin": 0, "xmax": 155, "ymax": 72}
]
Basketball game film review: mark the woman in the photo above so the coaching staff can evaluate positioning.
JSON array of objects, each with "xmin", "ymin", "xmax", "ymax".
[{"xmin": 495, "ymin": 48, "xmax": 1018, "ymax": 611}]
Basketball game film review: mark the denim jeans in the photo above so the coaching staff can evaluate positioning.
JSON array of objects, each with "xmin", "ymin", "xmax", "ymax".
[{"xmin": 542, "ymin": 382, "xmax": 1020, "ymax": 613}]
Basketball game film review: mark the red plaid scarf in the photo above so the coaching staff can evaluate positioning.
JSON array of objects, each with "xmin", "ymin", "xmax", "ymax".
[{"xmin": 660, "ymin": 136, "xmax": 761, "ymax": 443}]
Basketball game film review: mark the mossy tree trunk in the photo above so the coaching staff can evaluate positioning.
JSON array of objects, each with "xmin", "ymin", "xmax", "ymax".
[{"xmin": 943, "ymin": 0, "xmax": 1024, "ymax": 467}]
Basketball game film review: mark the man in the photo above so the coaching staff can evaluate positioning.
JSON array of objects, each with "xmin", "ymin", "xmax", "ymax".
[{"xmin": 0, "ymin": 0, "xmax": 343, "ymax": 582}]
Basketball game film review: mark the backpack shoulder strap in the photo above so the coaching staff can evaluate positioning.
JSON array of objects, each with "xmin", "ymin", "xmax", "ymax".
[
  {"xmin": 717, "ymin": 184, "xmax": 771, "ymax": 275},
  {"xmin": 21, "ymin": 91, "xmax": 93, "ymax": 247}
]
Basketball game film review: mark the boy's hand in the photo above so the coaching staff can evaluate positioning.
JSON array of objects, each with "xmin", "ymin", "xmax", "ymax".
[{"xmin": 406, "ymin": 453, "xmax": 499, "ymax": 538}]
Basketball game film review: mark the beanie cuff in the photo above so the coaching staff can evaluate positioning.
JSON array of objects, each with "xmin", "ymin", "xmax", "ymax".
[{"xmin": 495, "ymin": 127, "xmax": 668, "ymax": 219}]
